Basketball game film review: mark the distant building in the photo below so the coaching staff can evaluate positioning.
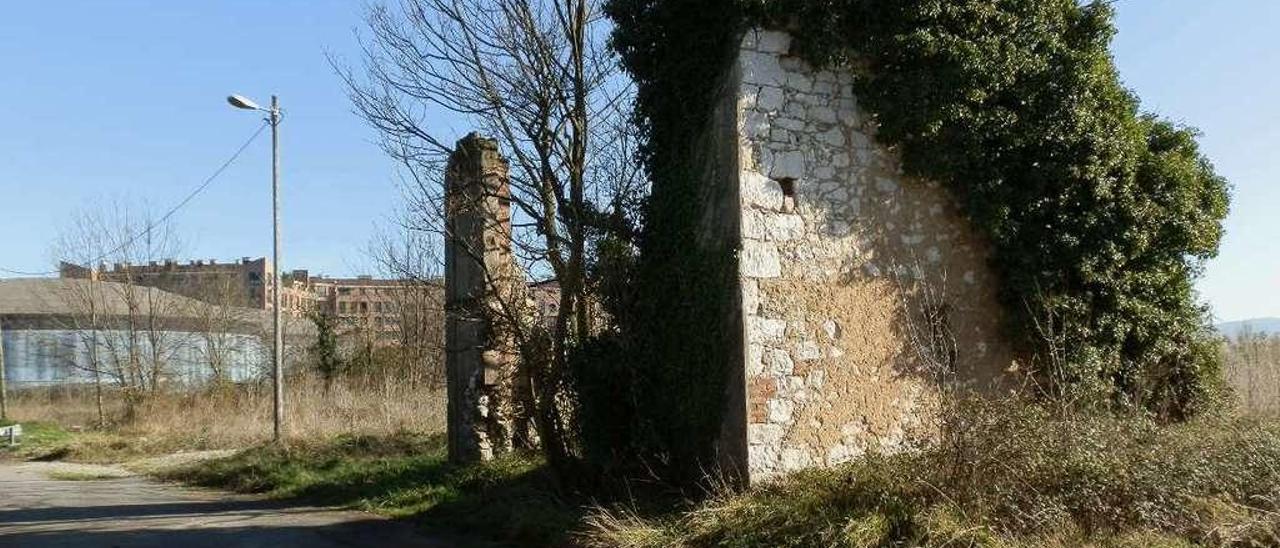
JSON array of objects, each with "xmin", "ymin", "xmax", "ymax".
[
  {"xmin": 0, "ymin": 278, "xmax": 281, "ymax": 387},
  {"xmin": 58, "ymin": 257, "xmax": 558, "ymax": 343},
  {"xmin": 280, "ymin": 270, "xmax": 430, "ymax": 341},
  {"xmin": 59, "ymin": 257, "xmax": 272, "ymax": 309},
  {"xmin": 527, "ymin": 279, "xmax": 561, "ymax": 328}
]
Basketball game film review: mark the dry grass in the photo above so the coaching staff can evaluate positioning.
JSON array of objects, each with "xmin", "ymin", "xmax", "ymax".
[
  {"xmin": 5, "ymin": 373, "xmax": 445, "ymax": 460},
  {"xmin": 46, "ymin": 470, "xmax": 128, "ymax": 481},
  {"xmin": 162, "ymin": 432, "xmax": 577, "ymax": 546},
  {"xmin": 582, "ymin": 400, "xmax": 1280, "ymax": 548},
  {"xmin": 1224, "ymin": 333, "xmax": 1280, "ymax": 415}
]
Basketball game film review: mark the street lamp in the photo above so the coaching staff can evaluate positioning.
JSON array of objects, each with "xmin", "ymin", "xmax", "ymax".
[{"xmin": 228, "ymin": 93, "xmax": 284, "ymax": 443}]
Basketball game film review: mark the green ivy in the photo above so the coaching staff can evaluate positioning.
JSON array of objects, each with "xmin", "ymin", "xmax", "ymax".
[
  {"xmin": 601, "ymin": 0, "xmax": 746, "ymax": 482},
  {"xmin": 608, "ymin": 0, "xmax": 1230, "ymax": 430}
]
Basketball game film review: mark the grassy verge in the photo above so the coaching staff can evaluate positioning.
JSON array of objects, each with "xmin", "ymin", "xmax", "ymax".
[
  {"xmin": 160, "ymin": 432, "xmax": 583, "ymax": 546},
  {"xmin": 46, "ymin": 470, "xmax": 129, "ymax": 481},
  {"xmin": 585, "ymin": 402, "xmax": 1280, "ymax": 548},
  {"xmin": 0, "ymin": 421, "xmax": 75, "ymax": 460},
  {"xmin": 0, "ymin": 421, "xmax": 204, "ymax": 464}
]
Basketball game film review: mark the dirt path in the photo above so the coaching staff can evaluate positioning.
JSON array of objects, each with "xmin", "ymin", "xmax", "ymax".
[{"xmin": 0, "ymin": 460, "xmax": 467, "ymax": 547}]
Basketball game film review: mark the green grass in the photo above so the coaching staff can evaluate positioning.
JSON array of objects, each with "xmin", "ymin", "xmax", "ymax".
[
  {"xmin": 0, "ymin": 421, "xmax": 74, "ymax": 460},
  {"xmin": 0, "ymin": 422, "xmax": 179, "ymax": 464},
  {"xmin": 161, "ymin": 432, "xmax": 583, "ymax": 546}
]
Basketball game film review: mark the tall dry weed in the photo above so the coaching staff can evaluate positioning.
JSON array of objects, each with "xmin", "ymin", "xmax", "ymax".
[{"xmin": 7, "ymin": 372, "xmax": 445, "ymax": 450}]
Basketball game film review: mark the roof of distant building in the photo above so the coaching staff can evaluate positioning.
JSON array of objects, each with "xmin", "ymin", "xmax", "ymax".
[{"xmin": 0, "ymin": 278, "xmax": 306, "ymax": 335}]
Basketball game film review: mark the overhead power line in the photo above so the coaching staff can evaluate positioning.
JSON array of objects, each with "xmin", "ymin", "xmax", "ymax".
[{"xmin": 0, "ymin": 121, "xmax": 271, "ymax": 277}]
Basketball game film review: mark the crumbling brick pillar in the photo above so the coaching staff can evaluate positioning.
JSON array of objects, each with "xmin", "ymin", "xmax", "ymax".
[{"xmin": 444, "ymin": 133, "xmax": 524, "ymax": 463}]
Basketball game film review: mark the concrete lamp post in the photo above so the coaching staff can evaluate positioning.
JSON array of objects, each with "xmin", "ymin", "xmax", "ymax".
[{"xmin": 228, "ymin": 93, "xmax": 284, "ymax": 442}]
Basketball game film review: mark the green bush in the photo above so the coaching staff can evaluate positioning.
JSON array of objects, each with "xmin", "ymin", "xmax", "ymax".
[{"xmin": 571, "ymin": 333, "xmax": 637, "ymax": 470}]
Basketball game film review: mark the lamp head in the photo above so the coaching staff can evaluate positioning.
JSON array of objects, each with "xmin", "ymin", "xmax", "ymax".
[{"xmin": 227, "ymin": 94, "xmax": 262, "ymax": 111}]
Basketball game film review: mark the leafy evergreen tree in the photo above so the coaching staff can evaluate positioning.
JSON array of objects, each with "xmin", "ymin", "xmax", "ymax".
[{"xmin": 309, "ymin": 312, "xmax": 344, "ymax": 387}]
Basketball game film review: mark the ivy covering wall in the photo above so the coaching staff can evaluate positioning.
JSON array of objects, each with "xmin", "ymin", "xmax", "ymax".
[
  {"xmin": 608, "ymin": 0, "xmax": 1230, "ymax": 446},
  {"xmin": 595, "ymin": 0, "xmax": 746, "ymax": 482}
]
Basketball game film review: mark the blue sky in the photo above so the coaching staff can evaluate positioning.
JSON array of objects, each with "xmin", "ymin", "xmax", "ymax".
[{"xmin": 0, "ymin": 1, "xmax": 1275, "ymax": 322}]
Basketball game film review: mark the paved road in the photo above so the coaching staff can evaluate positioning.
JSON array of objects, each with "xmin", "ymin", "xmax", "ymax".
[{"xmin": 0, "ymin": 461, "xmax": 464, "ymax": 547}]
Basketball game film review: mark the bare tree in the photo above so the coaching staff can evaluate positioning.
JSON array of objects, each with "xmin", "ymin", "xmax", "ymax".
[
  {"xmin": 187, "ymin": 276, "xmax": 259, "ymax": 386},
  {"xmin": 370, "ymin": 225, "xmax": 448, "ymax": 388},
  {"xmin": 1224, "ymin": 329, "xmax": 1280, "ymax": 415},
  {"xmin": 51, "ymin": 212, "xmax": 112, "ymax": 428},
  {"xmin": 53, "ymin": 201, "xmax": 184, "ymax": 420},
  {"xmin": 335, "ymin": 0, "xmax": 641, "ymax": 470}
]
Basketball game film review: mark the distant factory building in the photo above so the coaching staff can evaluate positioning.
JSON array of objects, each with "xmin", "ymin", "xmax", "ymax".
[
  {"xmin": 0, "ymin": 278, "xmax": 296, "ymax": 388},
  {"xmin": 55, "ymin": 256, "xmax": 560, "ymax": 348},
  {"xmin": 60, "ymin": 257, "xmax": 273, "ymax": 310}
]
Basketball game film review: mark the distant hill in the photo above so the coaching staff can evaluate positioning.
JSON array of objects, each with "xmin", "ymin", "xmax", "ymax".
[{"xmin": 1217, "ymin": 318, "xmax": 1280, "ymax": 338}]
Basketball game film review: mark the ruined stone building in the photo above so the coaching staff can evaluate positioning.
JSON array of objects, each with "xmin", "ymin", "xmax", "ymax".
[
  {"xmin": 443, "ymin": 133, "xmax": 532, "ymax": 462},
  {"xmin": 441, "ymin": 30, "xmax": 1018, "ymax": 482},
  {"xmin": 441, "ymin": 131, "xmax": 578, "ymax": 464}
]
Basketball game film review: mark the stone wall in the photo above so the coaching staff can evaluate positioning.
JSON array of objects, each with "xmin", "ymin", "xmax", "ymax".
[{"xmin": 727, "ymin": 30, "xmax": 1017, "ymax": 482}]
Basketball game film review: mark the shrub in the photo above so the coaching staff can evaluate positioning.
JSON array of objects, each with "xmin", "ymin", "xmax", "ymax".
[{"xmin": 584, "ymin": 399, "xmax": 1280, "ymax": 547}]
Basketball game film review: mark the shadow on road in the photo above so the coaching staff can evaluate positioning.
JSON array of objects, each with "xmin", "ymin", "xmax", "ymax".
[
  {"xmin": 0, "ymin": 463, "xmax": 488, "ymax": 548},
  {"xmin": 0, "ymin": 498, "xmax": 298, "ymax": 524},
  {"xmin": 1, "ymin": 522, "xmax": 434, "ymax": 548}
]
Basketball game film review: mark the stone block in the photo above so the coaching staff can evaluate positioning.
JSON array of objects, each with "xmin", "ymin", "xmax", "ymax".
[
  {"xmin": 827, "ymin": 443, "xmax": 863, "ymax": 465},
  {"xmin": 749, "ymin": 423, "xmax": 785, "ymax": 446},
  {"xmin": 765, "ymin": 214, "xmax": 805, "ymax": 241},
  {"xmin": 751, "ymin": 316, "xmax": 787, "ymax": 342},
  {"xmin": 742, "ymin": 111, "xmax": 770, "ymax": 140},
  {"xmin": 756, "ymin": 30, "xmax": 791, "ymax": 54},
  {"xmin": 807, "ymin": 369, "xmax": 827, "ymax": 389},
  {"xmin": 767, "ymin": 398, "xmax": 794, "ymax": 424},
  {"xmin": 740, "ymin": 50, "xmax": 785, "ymax": 87},
  {"xmin": 746, "ymin": 343, "xmax": 765, "ymax": 377},
  {"xmin": 785, "ymin": 71, "xmax": 813, "ymax": 92},
  {"xmin": 819, "ymin": 127, "xmax": 846, "ymax": 147},
  {"xmin": 768, "ymin": 150, "xmax": 806, "ymax": 180},
  {"xmin": 810, "ymin": 105, "xmax": 838, "ymax": 124},
  {"xmin": 741, "ymin": 208, "xmax": 766, "ymax": 240},
  {"xmin": 741, "ymin": 240, "xmax": 783, "ymax": 278},
  {"xmin": 822, "ymin": 320, "xmax": 841, "ymax": 340},
  {"xmin": 757, "ymin": 86, "xmax": 785, "ymax": 112},
  {"xmin": 742, "ymin": 170, "xmax": 785, "ymax": 211},
  {"xmin": 768, "ymin": 128, "xmax": 794, "ymax": 146},
  {"xmin": 774, "ymin": 117, "xmax": 805, "ymax": 131},
  {"xmin": 742, "ymin": 279, "xmax": 761, "ymax": 314},
  {"xmin": 766, "ymin": 348, "xmax": 795, "ymax": 376},
  {"xmin": 780, "ymin": 447, "xmax": 811, "ymax": 469}
]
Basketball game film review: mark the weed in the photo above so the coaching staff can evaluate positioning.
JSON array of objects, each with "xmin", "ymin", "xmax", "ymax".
[
  {"xmin": 161, "ymin": 432, "xmax": 583, "ymax": 546},
  {"xmin": 583, "ymin": 400, "xmax": 1280, "ymax": 547}
]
